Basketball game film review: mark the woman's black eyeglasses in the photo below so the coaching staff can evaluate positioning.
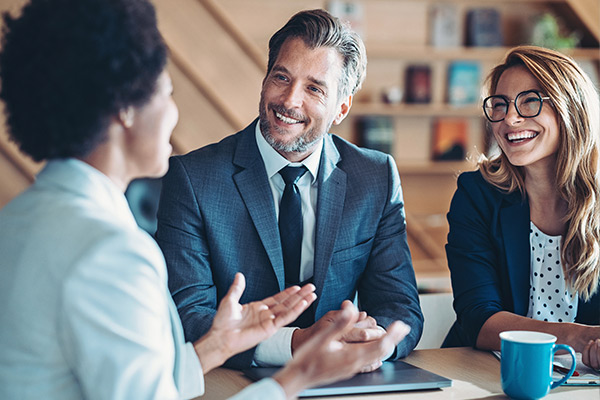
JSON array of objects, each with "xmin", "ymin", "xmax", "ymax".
[{"xmin": 483, "ymin": 90, "xmax": 551, "ymax": 123}]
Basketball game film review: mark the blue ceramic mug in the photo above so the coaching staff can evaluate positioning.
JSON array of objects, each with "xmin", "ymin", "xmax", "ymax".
[{"xmin": 500, "ymin": 331, "xmax": 576, "ymax": 399}]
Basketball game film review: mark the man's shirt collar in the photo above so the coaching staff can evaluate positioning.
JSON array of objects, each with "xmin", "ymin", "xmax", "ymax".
[{"xmin": 255, "ymin": 120, "xmax": 322, "ymax": 184}]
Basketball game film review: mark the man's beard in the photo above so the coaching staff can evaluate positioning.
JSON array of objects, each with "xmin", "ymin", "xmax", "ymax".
[{"xmin": 259, "ymin": 100, "xmax": 329, "ymax": 154}]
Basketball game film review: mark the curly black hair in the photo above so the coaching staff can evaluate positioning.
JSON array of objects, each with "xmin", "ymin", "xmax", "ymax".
[{"xmin": 0, "ymin": 0, "xmax": 167, "ymax": 161}]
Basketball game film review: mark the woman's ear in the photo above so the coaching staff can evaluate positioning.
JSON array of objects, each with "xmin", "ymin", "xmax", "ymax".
[{"xmin": 118, "ymin": 106, "xmax": 135, "ymax": 128}]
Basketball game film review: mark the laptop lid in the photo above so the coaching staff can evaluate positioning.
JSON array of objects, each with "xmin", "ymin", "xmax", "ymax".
[{"xmin": 243, "ymin": 360, "xmax": 452, "ymax": 397}]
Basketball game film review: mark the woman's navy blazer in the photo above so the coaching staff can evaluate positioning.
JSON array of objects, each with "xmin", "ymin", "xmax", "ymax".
[{"xmin": 444, "ymin": 170, "xmax": 600, "ymax": 347}]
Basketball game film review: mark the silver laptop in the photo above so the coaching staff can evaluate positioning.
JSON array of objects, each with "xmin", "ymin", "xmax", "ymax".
[{"xmin": 243, "ymin": 360, "xmax": 452, "ymax": 397}]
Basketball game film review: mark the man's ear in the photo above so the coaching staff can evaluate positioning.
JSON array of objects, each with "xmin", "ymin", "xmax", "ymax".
[
  {"xmin": 333, "ymin": 94, "xmax": 353, "ymax": 125},
  {"xmin": 118, "ymin": 106, "xmax": 135, "ymax": 129}
]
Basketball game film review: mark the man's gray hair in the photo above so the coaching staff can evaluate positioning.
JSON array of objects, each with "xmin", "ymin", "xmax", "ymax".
[{"xmin": 266, "ymin": 9, "xmax": 367, "ymax": 101}]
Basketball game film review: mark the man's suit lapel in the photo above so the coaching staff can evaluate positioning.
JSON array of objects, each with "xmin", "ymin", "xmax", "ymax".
[
  {"xmin": 313, "ymin": 136, "xmax": 346, "ymax": 314},
  {"xmin": 500, "ymin": 194, "xmax": 530, "ymax": 316},
  {"xmin": 232, "ymin": 121, "xmax": 285, "ymax": 291}
]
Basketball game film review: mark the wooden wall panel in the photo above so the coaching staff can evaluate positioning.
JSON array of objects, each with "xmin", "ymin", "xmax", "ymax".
[
  {"xmin": 218, "ymin": 0, "xmax": 323, "ymax": 51},
  {"xmin": 154, "ymin": 0, "xmax": 264, "ymax": 126},
  {"xmin": 566, "ymin": 0, "xmax": 600, "ymax": 41},
  {"xmin": 168, "ymin": 61, "xmax": 237, "ymax": 153},
  {"xmin": 362, "ymin": 1, "xmax": 427, "ymax": 47},
  {"xmin": 0, "ymin": 0, "xmax": 27, "ymax": 15}
]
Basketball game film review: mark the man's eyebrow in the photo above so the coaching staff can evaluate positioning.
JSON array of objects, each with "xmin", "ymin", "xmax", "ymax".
[{"xmin": 271, "ymin": 65, "xmax": 289, "ymax": 74}]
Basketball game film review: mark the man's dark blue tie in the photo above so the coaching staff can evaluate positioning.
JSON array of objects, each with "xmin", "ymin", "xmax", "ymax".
[{"xmin": 278, "ymin": 165, "xmax": 307, "ymax": 286}]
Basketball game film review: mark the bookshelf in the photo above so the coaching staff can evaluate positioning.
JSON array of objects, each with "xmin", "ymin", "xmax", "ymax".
[
  {"xmin": 324, "ymin": 0, "xmax": 599, "ymax": 280},
  {"xmin": 330, "ymin": 0, "xmax": 600, "ymax": 165},
  {"xmin": 216, "ymin": 0, "xmax": 599, "ymax": 167}
]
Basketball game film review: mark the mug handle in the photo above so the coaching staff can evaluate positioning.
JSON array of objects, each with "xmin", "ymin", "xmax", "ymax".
[{"xmin": 550, "ymin": 344, "xmax": 576, "ymax": 389}]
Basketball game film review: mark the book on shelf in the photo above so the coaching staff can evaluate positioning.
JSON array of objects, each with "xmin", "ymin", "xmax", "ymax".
[
  {"xmin": 356, "ymin": 116, "xmax": 394, "ymax": 154},
  {"xmin": 432, "ymin": 118, "xmax": 467, "ymax": 161},
  {"xmin": 466, "ymin": 8, "xmax": 503, "ymax": 47},
  {"xmin": 447, "ymin": 61, "xmax": 481, "ymax": 106},
  {"xmin": 405, "ymin": 65, "xmax": 432, "ymax": 104},
  {"xmin": 429, "ymin": 3, "xmax": 460, "ymax": 47}
]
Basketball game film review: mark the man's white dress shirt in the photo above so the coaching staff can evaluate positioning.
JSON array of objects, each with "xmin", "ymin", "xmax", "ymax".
[
  {"xmin": 0, "ymin": 158, "xmax": 284, "ymax": 399},
  {"xmin": 253, "ymin": 124, "xmax": 322, "ymax": 366}
]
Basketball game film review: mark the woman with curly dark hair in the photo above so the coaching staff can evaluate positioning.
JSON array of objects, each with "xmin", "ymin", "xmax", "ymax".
[{"xmin": 0, "ymin": 1, "xmax": 407, "ymax": 399}]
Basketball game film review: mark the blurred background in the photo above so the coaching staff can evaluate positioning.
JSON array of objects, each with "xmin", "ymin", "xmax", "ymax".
[{"xmin": 0, "ymin": 1, "xmax": 598, "ymax": 322}]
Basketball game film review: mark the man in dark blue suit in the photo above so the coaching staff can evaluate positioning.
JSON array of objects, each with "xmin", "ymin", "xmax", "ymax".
[{"xmin": 156, "ymin": 9, "xmax": 423, "ymax": 370}]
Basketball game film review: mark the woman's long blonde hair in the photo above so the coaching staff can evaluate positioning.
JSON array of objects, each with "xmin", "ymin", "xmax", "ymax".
[{"xmin": 479, "ymin": 46, "xmax": 600, "ymax": 300}]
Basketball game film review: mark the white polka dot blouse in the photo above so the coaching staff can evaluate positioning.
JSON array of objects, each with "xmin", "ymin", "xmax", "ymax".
[{"xmin": 527, "ymin": 222, "xmax": 578, "ymax": 323}]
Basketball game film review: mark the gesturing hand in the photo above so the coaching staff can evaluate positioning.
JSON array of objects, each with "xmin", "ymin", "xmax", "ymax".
[
  {"xmin": 274, "ymin": 301, "xmax": 410, "ymax": 399},
  {"xmin": 291, "ymin": 300, "xmax": 388, "ymax": 372},
  {"xmin": 194, "ymin": 273, "xmax": 316, "ymax": 373}
]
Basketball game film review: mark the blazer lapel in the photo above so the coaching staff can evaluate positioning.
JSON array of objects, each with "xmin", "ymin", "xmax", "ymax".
[
  {"xmin": 313, "ymin": 136, "xmax": 346, "ymax": 311},
  {"xmin": 233, "ymin": 122, "xmax": 285, "ymax": 291},
  {"xmin": 500, "ymin": 195, "xmax": 530, "ymax": 316}
]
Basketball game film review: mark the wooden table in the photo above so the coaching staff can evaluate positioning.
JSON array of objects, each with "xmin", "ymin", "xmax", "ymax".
[{"xmin": 199, "ymin": 347, "xmax": 598, "ymax": 399}]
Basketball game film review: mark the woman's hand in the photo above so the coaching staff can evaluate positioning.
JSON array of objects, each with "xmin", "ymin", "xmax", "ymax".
[
  {"xmin": 193, "ymin": 273, "xmax": 316, "ymax": 373},
  {"xmin": 273, "ymin": 301, "xmax": 411, "ymax": 399},
  {"xmin": 582, "ymin": 338, "xmax": 600, "ymax": 370}
]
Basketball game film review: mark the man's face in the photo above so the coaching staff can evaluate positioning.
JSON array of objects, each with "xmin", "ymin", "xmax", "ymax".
[{"xmin": 259, "ymin": 37, "xmax": 352, "ymax": 162}]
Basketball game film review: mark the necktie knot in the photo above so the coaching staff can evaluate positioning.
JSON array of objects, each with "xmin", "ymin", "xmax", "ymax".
[{"xmin": 279, "ymin": 166, "xmax": 307, "ymax": 186}]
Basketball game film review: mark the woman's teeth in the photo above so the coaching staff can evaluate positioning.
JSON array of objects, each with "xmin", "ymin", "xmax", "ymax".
[{"xmin": 507, "ymin": 131, "xmax": 538, "ymax": 142}]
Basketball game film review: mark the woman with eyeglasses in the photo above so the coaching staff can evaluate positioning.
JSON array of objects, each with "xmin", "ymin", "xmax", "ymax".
[{"xmin": 443, "ymin": 46, "xmax": 600, "ymax": 369}]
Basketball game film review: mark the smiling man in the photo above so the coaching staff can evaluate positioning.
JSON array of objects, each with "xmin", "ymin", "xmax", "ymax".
[{"xmin": 156, "ymin": 9, "xmax": 423, "ymax": 370}]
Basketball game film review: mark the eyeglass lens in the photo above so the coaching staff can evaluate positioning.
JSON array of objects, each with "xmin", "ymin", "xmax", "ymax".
[{"xmin": 484, "ymin": 91, "xmax": 543, "ymax": 122}]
